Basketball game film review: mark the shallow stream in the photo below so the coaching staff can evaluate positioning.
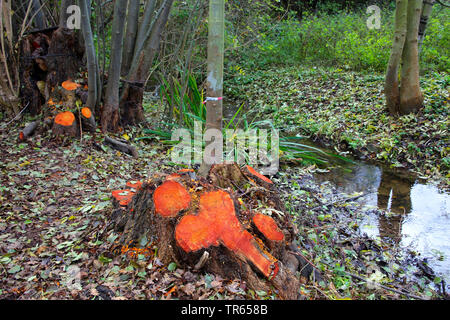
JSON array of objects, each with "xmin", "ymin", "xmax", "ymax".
[{"xmin": 304, "ymin": 141, "xmax": 450, "ymax": 283}]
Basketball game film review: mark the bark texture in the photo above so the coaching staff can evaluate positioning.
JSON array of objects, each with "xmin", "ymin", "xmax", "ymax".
[
  {"xmin": 385, "ymin": 0, "xmax": 424, "ymax": 116},
  {"xmin": 101, "ymin": 0, "xmax": 128, "ymax": 132},
  {"xmin": 119, "ymin": 0, "xmax": 174, "ymax": 127},
  {"xmin": 79, "ymin": 0, "xmax": 99, "ymax": 113},
  {"xmin": 199, "ymin": 0, "xmax": 225, "ymax": 177}
]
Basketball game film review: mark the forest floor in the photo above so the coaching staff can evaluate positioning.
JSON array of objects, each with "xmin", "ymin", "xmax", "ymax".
[
  {"xmin": 0, "ymin": 118, "xmax": 446, "ymax": 300},
  {"xmin": 225, "ymin": 66, "xmax": 449, "ymax": 188}
]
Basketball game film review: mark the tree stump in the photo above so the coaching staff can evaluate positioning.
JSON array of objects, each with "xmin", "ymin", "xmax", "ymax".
[
  {"xmin": 110, "ymin": 163, "xmax": 303, "ymax": 299},
  {"xmin": 80, "ymin": 107, "xmax": 96, "ymax": 133},
  {"xmin": 52, "ymin": 111, "xmax": 78, "ymax": 137}
]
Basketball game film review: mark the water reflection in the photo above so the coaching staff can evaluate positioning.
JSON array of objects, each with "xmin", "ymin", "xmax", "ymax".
[
  {"xmin": 308, "ymin": 149, "xmax": 450, "ymax": 282},
  {"xmin": 377, "ymin": 171, "xmax": 413, "ymax": 244}
]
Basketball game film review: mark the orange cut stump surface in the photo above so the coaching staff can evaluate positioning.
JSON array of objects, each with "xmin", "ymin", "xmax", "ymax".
[
  {"xmin": 253, "ymin": 213, "xmax": 284, "ymax": 241},
  {"xmin": 54, "ymin": 111, "xmax": 75, "ymax": 126},
  {"xmin": 245, "ymin": 165, "xmax": 273, "ymax": 184},
  {"xmin": 175, "ymin": 190, "xmax": 279, "ymax": 279},
  {"xmin": 81, "ymin": 107, "xmax": 92, "ymax": 118},
  {"xmin": 112, "ymin": 189, "xmax": 135, "ymax": 206},
  {"xmin": 62, "ymin": 80, "xmax": 81, "ymax": 91},
  {"xmin": 153, "ymin": 180, "xmax": 191, "ymax": 218}
]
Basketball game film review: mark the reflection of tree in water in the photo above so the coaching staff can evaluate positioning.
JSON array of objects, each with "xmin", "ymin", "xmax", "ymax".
[{"xmin": 377, "ymin": 171, "xmax": 413, "ymax": 244}]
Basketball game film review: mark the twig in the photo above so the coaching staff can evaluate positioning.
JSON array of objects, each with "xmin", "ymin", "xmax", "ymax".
[
  {"xmin": 194, "ymin": 251, "xmax": 209, "ymax": 271},
  {"xmin": 0, "ymin": 102, "xmax": 30, "ymax": 129},
  {"xmin": 342, "ymin": 269, "xmax": 427, "ymax": 300},
  {"xmin": 310, "ymin": 192, "xmax": 373, "ymax": 211},
  {"xmin": 318, "ymin": 259, "xmax": 427, "ymax": 300}
]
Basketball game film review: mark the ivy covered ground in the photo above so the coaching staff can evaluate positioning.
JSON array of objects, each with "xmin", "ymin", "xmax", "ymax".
[
  {"xmin": 226, "ymin": 66, "xmax": 449, "ymax": 187},
  {"xmin": 0, "ymin": 119, "xmax": 446, "ymax": 300}
]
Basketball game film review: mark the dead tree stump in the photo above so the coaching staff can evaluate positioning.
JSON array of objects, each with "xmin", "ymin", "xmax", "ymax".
[{"xmin": 110, "ymin": 164, "xmax": 303, "ymax": 299}]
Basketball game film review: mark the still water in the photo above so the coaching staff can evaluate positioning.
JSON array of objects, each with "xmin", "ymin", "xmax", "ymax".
[{"xmin": 310, "ymin": 152, "xmax": 450, "ymax": 283}]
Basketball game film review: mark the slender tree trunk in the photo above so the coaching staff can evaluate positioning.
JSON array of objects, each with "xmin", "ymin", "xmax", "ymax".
[
  {"xmin": 59, "ymin": 0, "xmax": 70, "ymax": 28},
  {"xmin": 385, "ymin": 0, "xmax": 408, "ymax": 115},
  {"xmin": 399, "ymin": 0, "xmax": 424, "ymax": 114},
  {"xmin": 101, "ymin": 0, "xmax": 128, "ymax": 132},
  {"xmin": 119, "ymin": 0, "xmax": 174, "ymax": 126},
  {"xmin": 32, "ymin": 0, "xmax": 47, "ymax": 29},
  {"xmin": 131, "ymin": 0, "xmax": 157, "ymax": 66},
  {"xmin": 79, "ymin": 0, "xmax": 98, "ymax": 113},
  {"xmin": 121, "ymin": 0, "xmax": 140, "ymax": 76},
  {"xmin": 199, "ymin": 0, "xmax": 225, "ymax": 177},
  {"xmin": 418, "ymin": 0, "xmax": 435, "ymax": 53}
]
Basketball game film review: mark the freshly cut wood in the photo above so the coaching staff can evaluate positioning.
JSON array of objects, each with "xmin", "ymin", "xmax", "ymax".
[
  {"xmin": 153, "ymin": 181, "xmax": 191, "ymax": 218},
  {"xmin": 61, "ymin": 80, "xmax": 81, "ymax": 91},
  {"xmin": 104, "ymin": 136, "xmax": 138, "ymax": 158},
  {"xmin": 253, "ymin": 213, "xmax": 285, "ymax": 241},
  {"xmin": 243, "ymin": 165, "xmax": 274, "ymax": 189},
  {"xmin": 175, "ymin": 190, "xmax": 279, "ymax": 279},
  {"xmin": 109, "ymin": 163, "xmax": 310, "ymax": 299},
  {"xmin": 52, "ymin": 111, "xmax": 78, "ymax": 137},
  {"xmin": 126, "ymin": 181, "xmax": 143, "ymax": 191},
  {"xmin": 112, "ymin": 189, "xmax": 136, "ymax": 207},
  {"xmin": 80, "ymin": 107, "xmax": 96, "ymax": 133},
  {"xmin": 19, "ymin": 121, "xmax": 39, "ymax": 141}
]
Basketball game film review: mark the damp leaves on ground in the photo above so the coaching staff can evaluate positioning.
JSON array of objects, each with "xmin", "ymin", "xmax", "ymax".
[
  {"xmin": 0, "ymin": 121, "xmax": 445, "ymax": 300},
  {"xmin": 225, "ymin": 66, "xmax": 449, "ymax": 188}
]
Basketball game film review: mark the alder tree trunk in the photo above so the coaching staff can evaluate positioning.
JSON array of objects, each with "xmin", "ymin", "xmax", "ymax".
[
  {"xmin": 198, "ymin": 0, "xmax": 225, "ymax": 177},
  {"xmin": 399, "ymin": 0, "xmax": 424, "ymax": 115},
  {"xmin": 119, "ymin": 0, "xmax": 173, "ymax": 127},
  {"xmin": 121, "ymin": 0, "xmax": 140, "ymax": 76},
  {"xmin": 59, "ymin": 0, "xmax": 70, "ymax": 28},
  {"xmin": 385, "ymin": 0, "xmax": 408, "ymax": 115},
  {"xmin": 418, "ymin": 0, "xmax": 435, "ymax": 53},
  {"xmin": 101, "ymin": 0, "xmax": 128, "ymax": 132},
  {"xmin": 385, "ymin": 0, "xmax": 424, "ymax": 116},
  {"xmin": 31, "ymin": 0, "xmax": 47, "ymax": 30},
  {"xmin": 109, "ymin": 164, "xmax": 311, "ymax": 300},
  {"xmin": 80, "ymin": 0, "xmax": 99, "ymax": 113}
]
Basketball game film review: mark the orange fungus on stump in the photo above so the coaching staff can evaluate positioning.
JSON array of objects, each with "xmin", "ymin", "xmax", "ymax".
[
  {"xmin": 253, "ymin": 213, "xmax": 284, "ymax": 241},
  {"xmin": 54, "ymin": 111, "xmax": 75, "ymax": 126},
  {"xmin": 153, "ymin": 180, "xmax": 191, "ymax": 218},
  {"xmin": 245, "ymin": 165, "xmax": 273, "ymax": 184},
  {"xmin": 175, "ymin": 190, "xmax": 279, "ymax": 279}
]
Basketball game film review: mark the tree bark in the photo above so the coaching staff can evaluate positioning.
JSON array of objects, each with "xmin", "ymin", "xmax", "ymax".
[
  {"xmin": 385, "ymin": 0, "xmax": 424, "ymax": 116},
  {"xmin": 385, "ymin": 0, "xmax": 408, "ymax": 116},
  {"xmin": 399, "ymin": 0, "xmax": 424, "ymax": 115},
  {"xmin": 119, "ymin": 0, "xmax": 174, "ymax": 127},
  {"xmin": 79, "ymin": 0, "xmax": 99, "ymax": 114},
  {"xmin": 59, "ymin": 0, "xmax": 70, "ymax": 28},
  {"xmin": 104, "ymin": 136, "xmax": 138, "ymax": 157},
  {"xmin": 418, "ymin": 0, "xmax": 435, "ymax": 53},
  {"xmin": 101, "ymin": 0, "xmax": 128, "ymax": 132},
  {"xmin": 121, "ymin": 0, "xmax": 140, "ymax": 76},
  {"xmin": 31, "ymin": 0, "xmax": 47, "ymax": 30},
  {"xmin": 199, "ymin": 0, "xmax": 225, "ymax": 177}
]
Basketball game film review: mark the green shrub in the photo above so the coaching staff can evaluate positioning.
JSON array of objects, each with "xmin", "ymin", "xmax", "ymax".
[{"xmin": 232, "ymin": 7, "xmax": 449, "ymax": 73}]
